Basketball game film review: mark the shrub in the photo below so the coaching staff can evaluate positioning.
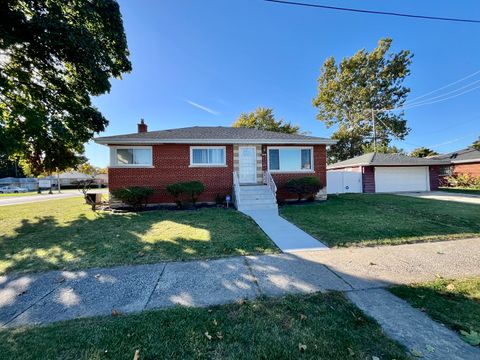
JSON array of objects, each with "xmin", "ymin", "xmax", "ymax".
[
  {"xmin": 444, "ymin": 173, "xmax": 480, "ymax": 188},
  {"xmin": 284, "ymin": 176, "xmax": 322, "ymax": 201},
  {"xmin": 166, "ymin": 183, "xmax": 185, "ymax": 207},
  {"xmin": 111, "ymin": 186, "xmax": 154, "ymax": 210},
  {"xmin": 182, "ymin": 181, "xmax": 205, "ymax": 206},
  {"xmin": 166, "ymin": 181, "xmax": 205, "ymax": 207}
]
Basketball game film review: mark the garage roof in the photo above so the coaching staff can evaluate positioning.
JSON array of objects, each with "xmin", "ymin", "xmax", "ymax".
[{"xmin": 328, "ymin": 152, "xmax": 450, "ymax": 170}]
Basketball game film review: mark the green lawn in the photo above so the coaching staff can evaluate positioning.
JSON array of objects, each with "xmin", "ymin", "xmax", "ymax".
[
  {"xmin": 0, "ymin": 292, "xmax": 408, "ymax": 360},
  {"xmin": 390, "ymin": 277, "xmax": 480, "ymax": 345},
  {"xmin": 439, "ymin": 187, "xmax": 480, "ymax": 195},
  {"xmin": 280, "ymin": 194, "xmax": 480, "ymax": 247},
  {"xmin": 0, "ymin": 198, "xmax": 277, "ymax": 275}
]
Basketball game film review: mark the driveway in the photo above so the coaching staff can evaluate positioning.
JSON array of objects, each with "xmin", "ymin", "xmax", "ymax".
[
  {"xmin": 0, "ymin": 191, "xmax": 85, "ymax": 207},
  {"xmin": 398, "ymin": 191, "xmax": 480, "ymax": 205}
]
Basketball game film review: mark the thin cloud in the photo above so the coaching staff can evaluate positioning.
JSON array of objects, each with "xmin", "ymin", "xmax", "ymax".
[{"xmin": 185, "ymin": 100, "xmax": 219, "ymax": 115}]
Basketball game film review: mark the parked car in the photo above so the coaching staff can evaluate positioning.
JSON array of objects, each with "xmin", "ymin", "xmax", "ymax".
[{"xmin": 0, "ymin": 185, "xmax": 29, "ymax": 193}]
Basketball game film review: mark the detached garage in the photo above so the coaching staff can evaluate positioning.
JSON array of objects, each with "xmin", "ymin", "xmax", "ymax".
[{"xmin": 327, "ymin": 153, "xmax": 450, "ymax": 193}]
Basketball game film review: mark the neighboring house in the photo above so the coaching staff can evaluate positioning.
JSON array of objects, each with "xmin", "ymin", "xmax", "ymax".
[
  {"xmin": 44, "ymin": 171, "xmax": 107, "ymax": 188},
  {"xmin": 431, "ymin": 147, "xmax": 480, "ymax": 178},
  {"xmin": 94, "ymin": 121, "xmax": 335, "ymax": 209},
  {"xmin": 327, "ymin": 152, "xmax": 449, "ymax": 193},
  {"xmin": 0, "ymin": 177, "xmax": 38, "ymax": 191}
]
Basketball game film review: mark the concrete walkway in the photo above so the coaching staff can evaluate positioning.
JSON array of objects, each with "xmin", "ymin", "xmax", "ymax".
[
  {"xmin": 1, "ymin": 238, "xmax": 479, "ymax": 358},
  {"xmin": 399, "ymin": 191, "xmax": 480, "ymax": 205},
  {"xmin": 242, "ymin": 209, "xmax": 328, "ymax": 252}
]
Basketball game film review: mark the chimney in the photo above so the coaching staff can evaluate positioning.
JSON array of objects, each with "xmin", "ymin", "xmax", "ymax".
[{"xmin": 138, "ymin": 118, "xmax": 147, "ymax": 133}]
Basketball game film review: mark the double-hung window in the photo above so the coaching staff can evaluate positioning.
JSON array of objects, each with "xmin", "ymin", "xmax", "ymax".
[
  {"xmin": 112, "ymin": 146, "xmax": 152, "ymax": 167},
  {"xmin": 268, "ymin": 147, "xmax": 313, "ymax": 172},
  {"xmin": 190, "ymin": 146, "xmax": 226, "ymax": 166}
]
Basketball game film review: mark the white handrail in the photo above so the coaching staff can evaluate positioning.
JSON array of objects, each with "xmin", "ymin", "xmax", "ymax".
[
  {"xmin": 233, "ymin": 171, "xmax": 241, "ymax": 207},
  {"xmin": 263, "ymin": 170, "xmax": 277, "ymax": 197}
]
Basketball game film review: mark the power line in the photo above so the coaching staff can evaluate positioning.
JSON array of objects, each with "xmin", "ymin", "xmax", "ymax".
[
  {"xmin": 405, "ymin": 79, "xmax": 480, "ymax": 107},
  {"xmin": 406, "ymin": 69, "xmax": 480, "ymax": 104},
  {"xmin": 265, "ymin": 0, "xmax": 480, "ymax": 24}
]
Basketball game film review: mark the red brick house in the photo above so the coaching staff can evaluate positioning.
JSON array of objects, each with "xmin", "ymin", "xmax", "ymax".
[
  {"xmin": 94, "ymin": 122, "xmax": 335, "ymax": 210},
  {"xmin": 432, "ymin": 147, "xmax": 480, "ymax": 178},
  {"xmin": 327, "ymin": 153, "xmax": 449, "ymax": 193}
]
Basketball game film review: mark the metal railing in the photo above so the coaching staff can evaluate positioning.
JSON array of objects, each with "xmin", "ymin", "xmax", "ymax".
[
  {"xmin": 263, "ymin": 170, "xmax": 277, "ymax": 198},
  {"xmin": 233, "ymin": 171, "xmax": 241, "ymax": 208}
]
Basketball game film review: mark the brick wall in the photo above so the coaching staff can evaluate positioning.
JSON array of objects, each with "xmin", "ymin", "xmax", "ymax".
[
  {"xmin": 362, "ymin": 166, "xmax": 375, "ymax": 193},
  {"xmin": 429, "ymin": 165, "xmax": 440, "ymax": 191},
  {"xmin": 453, "ymin": 162, "xmax": 480, "ymax": 178},
  {"xmin": 261, "ymin": 144, "xmax": 327, "ymax": 201},
  {"xmin": 108, "ymin": 144, "xmax": 234, "ymax": 204}
]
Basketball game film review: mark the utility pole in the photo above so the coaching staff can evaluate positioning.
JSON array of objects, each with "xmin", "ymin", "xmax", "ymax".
[{"xmin": 371, "ymin": 108, "xmax": 377, "ymax": 152}]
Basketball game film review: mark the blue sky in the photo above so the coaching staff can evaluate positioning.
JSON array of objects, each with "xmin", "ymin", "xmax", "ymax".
[{"xmin": 86, "ymin": 0, "xmax": 480, "ymax": 167}]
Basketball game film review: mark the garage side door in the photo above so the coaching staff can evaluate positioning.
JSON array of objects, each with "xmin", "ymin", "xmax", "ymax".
[{"xmin": 375, "ymin": 166, "xmax": 429, "ymax": 192}]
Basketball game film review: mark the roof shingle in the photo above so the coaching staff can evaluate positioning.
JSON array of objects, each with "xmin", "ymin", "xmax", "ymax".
[
  {"xmin": 431, "ymin": 147, "xmax": 480, "ymax": 163},
  {"xmin": 94, "ymin": 126, "xmax": 335, "ymax": 145}
]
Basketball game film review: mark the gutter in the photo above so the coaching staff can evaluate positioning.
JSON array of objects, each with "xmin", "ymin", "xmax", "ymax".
[{"xmin": 94, "ymin": 138, "xmax": 338, "ymax": 146}]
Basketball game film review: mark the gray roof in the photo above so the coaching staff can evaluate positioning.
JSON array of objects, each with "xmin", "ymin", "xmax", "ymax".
[
  {"xmin": 94, "ymin": 126, "xmax": 335, "ymax": 145},
  {"xmin": 431, "ymin": 147, "xmax": 480, "ymax": 164},
  {"xmin": 328, "ymin": 152, "xmax": 450, "ymax": 169}
]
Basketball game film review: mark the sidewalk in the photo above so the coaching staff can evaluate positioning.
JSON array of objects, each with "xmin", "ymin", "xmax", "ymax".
[{"xmin": 1, "ymin": 238, "xmax": 479, "ymax": 358}]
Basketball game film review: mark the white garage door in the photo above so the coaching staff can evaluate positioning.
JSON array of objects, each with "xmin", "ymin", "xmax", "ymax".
[{"xmin": 375, "ymin": 166, "xmax": 430, "ymax": 192}]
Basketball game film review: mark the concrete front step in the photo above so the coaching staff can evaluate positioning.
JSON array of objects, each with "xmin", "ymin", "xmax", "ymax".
[{"xmin": 240, "ymin": 194, "xmax": 276, "ymax": 201}]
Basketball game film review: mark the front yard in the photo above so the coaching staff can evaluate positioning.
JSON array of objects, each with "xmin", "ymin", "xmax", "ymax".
[
  {"xmin": 280, "ymin": 194, "xmax": 480, "ymax": 247},
  {"xmin": 0, "ymin": 198, "xmax": 277, "ymax": 275},
  {"xmin": 390, "ymin": 277, "xmax": 480, "ymax": 346},
  {"xmin": 0, "ymin": 292, "xmax": 408, "ymax": 360}
]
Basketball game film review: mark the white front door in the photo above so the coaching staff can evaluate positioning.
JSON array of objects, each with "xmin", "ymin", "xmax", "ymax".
[{"xmin": 239, "ymin": 146, "xmax": 257, "ymax": 184}]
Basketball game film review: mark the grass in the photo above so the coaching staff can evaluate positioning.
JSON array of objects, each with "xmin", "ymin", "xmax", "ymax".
[
  {"xmin": 390, "ymin": 277, "xmax": 480, "ymax": 340},
  {"xmin": 280, "ymin": 194, "xmax": 480, "ymax": 247},
  {"xmin": 439, "ymin": 187, "xmax": 480, "ymax": 195},
  {"xmin": 0, "ymin": 292, "xmax": 408, "ymax": 360},
  {"xmin": 0, "ymin": 198, "xmax": 277, "ymax": 275}
]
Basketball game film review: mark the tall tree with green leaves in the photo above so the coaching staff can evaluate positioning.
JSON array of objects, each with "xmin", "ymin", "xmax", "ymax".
[
  {"xmin": 410, "ymin": 147, "xmax": 439, "ymax": 158},
  {"xmin": 313, "ymin": 38, "xmax": 413, "ymax": 162},
  {"xmin": 232, "ymin": 107, "xmax": 301, "ymax": 134},
  {"xmin": 0, "ymin": 0, "xmax": 131, "ymax": 175}
]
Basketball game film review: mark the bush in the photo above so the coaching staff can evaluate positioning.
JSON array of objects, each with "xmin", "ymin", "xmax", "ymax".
[
  {"xmin": 284, "ymin": 176, "xmax": 322, "ymax": 201},
  {"xmin": 444, "ymin": 173, "xmax": 480, "ymax": 189},
  {"xmin": 111, "ymin": 186, "xmax": 154, "ymax": 210},
  {"xmin": 166, "ymin": 181, "xmax": 205, "ymax": 207}
]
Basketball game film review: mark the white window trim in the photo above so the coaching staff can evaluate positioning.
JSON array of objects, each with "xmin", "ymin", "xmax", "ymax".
[
  {"xmin": 267, "ymin": 146, "xmax": 315, "ymax": 173},
  {"xmin": 189, "ymin": 146, "xmax": 227, "ymax": 167},
  {"xmin": 109, "ymin": 146, "xmax": 153, "ymax": 168}
]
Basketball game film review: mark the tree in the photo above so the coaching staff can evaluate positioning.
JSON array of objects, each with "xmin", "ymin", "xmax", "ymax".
[
  {"xmin": 472, "ymin": 137, "xmax": 480, "ymax": 150},
  {"xmin": 410, "ymin": 147, "xmax": 439, "ymax": 158},
  {"xmin": 0, "ymin": 0, "xmax": 131, "ymax": 176},
  {"xmin": 0, "ymin": 153, "xmax": 24, "ymax": 178},
  {"xmin": 232, "ymin": 107, "xmax": 301, "ymax": 134},
  {"xmin": 313, "ymin": 38, "xmax": 413, "ymax": 162}
]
